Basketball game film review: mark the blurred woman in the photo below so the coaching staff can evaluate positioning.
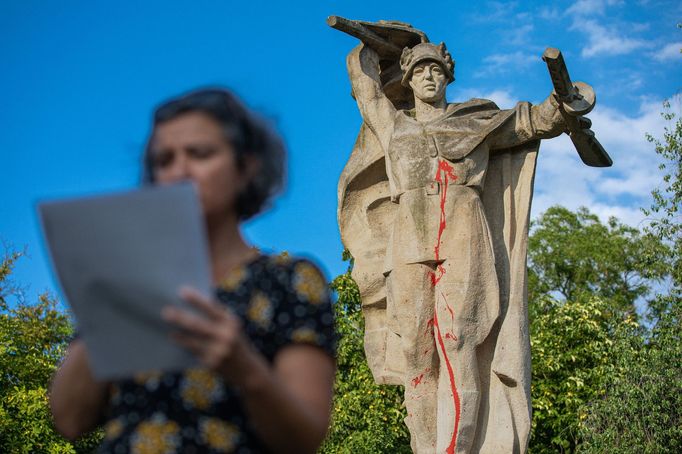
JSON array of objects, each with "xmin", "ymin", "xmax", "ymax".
[{"xmin": 49, "ymin": 88, "xmax": 336, "ymax": 453}]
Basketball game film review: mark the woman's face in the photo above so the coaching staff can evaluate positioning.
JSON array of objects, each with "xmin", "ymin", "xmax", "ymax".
[{"xmin": 149, "ymin": 111, "xmax": 247, "ymax": 220}]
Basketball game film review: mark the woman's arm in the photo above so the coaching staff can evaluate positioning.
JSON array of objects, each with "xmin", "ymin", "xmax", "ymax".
[
  {"xmin": 346, "ymin": 44, "xmax": 397, "ymax": 153},
  {"xmin": 162, "ymin": 288, "xmax": 335, "ymax": 453},
  {"xmin": 49, "ymin": 339, "xmax": 110, "ymax": 440},
  {"xmin": 238, "ymin": 344, "xmax": 335, "ymax": 453}
]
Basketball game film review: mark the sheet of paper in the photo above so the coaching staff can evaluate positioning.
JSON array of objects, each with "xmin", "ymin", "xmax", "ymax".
[{"xmin": 39, "ymin": 183, "xmax": 212, "ymax": 379}]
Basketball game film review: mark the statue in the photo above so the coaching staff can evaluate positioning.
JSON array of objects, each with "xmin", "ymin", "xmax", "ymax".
[{"xmin": 330, "ymin": 17, "xmax": 612, "ymax": 454}]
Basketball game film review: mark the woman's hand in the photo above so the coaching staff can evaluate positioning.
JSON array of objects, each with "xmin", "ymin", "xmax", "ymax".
[
  {"xmin": 162, "ymin": 286, "xmax": 334, "ymax": 453},
  {"xmin": 162, "ymin": 287, "xmax": 267, "ymax": 390}
]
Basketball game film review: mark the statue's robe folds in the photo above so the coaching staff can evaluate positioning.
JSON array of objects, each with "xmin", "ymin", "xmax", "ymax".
[{"xmin": 338, "ymin": 98, "xmax": 539, "ymax": 453}]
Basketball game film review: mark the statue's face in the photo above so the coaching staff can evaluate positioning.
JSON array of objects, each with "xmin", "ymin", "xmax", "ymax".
[{"xmin": 408, "ymin": 61, "xmax": 447, "ymax": 104}]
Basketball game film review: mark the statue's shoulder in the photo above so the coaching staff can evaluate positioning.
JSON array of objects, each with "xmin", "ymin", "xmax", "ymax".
[
  {"xmin": 452, "ymin": 98, "xmax": 501, "ymax": 112},
  {"xmin": 469, "ymin": 98, "xmax": 501, "ymax": 109},
  {"xmin": 440, "ymin": 99, "xmax": 504, "ymax": 122}
]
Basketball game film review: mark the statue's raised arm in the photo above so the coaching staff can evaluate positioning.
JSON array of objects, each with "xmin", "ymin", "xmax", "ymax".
[{"xmin": 346, "ymin": 44, "xmax": 396, "ymax": 154}]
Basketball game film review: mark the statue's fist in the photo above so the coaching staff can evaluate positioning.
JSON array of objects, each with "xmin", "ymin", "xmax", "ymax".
[{"xmin": 532, "ymin": 94, "xmax": 567, "ymax": 138}]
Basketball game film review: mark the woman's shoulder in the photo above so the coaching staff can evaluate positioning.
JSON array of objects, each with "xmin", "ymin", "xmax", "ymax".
[
  {"xmin": 253, "ymin": 253, "xmax": 329, "ymax": 302},
  {"xmin": 244, "ymin": 253, "xmax": 336, "ymax": 358}
]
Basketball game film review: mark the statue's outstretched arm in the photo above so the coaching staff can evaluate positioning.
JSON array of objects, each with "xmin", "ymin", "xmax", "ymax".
[
  {"xmin": 489, "ymin": 48, "xmax": 611, "ymax": 167},
  {"xmin": 530, "ymin": 95, "xmax": 566, "ymax": 138},
  {"xmin": 346, "ymin": 44, "xmax": 397, "ymax": 153},
  {"xmin": 488, "ymin": 97, "xmax": 565, "ymax": 151}
]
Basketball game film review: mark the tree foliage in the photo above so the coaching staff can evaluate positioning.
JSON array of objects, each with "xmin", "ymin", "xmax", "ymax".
[
  {"xmin": 320, "ymin": 254, "xmax": 411, "ymax": 453},
  {"xmin": 577, "ymin": 102, "xmax": 682, "ymax": 453},
  {"xmin": 525, "ymin": 204, "xmax": 671, "ymax": 453},
  {"xmin": 527, "ymin": 206, "xmax": 668, "ymax": 313},
  {"xmin": 0, "ymin": 249, "xmax": 101, "ymax": 453},
  {"xmin": 528, "ymin": 293, "xmax": 639, "ymax": 453},
  {"xmin": 643, "ymin": 100, "xmax": 682, "ymax": 313},
  {"xmin": 578, "ymin": 303, "xmax": 681, "ymax": 454}
]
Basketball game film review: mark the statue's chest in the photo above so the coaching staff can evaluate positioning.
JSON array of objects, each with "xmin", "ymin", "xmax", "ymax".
[{"xmin": 387, "ymin": 113, "xmax": 489, "ymax": 189}]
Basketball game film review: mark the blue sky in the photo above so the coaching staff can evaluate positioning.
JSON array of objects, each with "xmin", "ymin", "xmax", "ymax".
[{"xmin": 1, "ymin": 0, "xmax": 680, "ymax": 306}]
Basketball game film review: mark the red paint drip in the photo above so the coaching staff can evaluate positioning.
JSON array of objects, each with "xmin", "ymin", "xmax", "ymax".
[
  {"xmin": 411, "ymin": 373, "xmax": 425, "ymax": 388},
  {"xmin": 445, "ymin": 301, "xmax": 455, "ymax": 322},
  {"xmin": 434, "ymin": 301, "xmax": 461, "ymax": 454},
  {"xmin": 445, "ymin": 332, "xmax": 458, "ymax": 341},
  {"xmin": 426, "ymin": 161, "xmax": 461, "ymax": 453},
  {"xmin": 429, "ymin": 160, "xmax": 457, "ymax": 286}
]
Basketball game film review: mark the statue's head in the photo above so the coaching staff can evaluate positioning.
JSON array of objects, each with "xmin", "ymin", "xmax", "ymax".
[{"xmin": 400, "ymin": 42, "xmax": 455, "ymax": 103}]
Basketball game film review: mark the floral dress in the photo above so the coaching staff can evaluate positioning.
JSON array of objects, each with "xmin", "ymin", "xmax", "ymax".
[{"xmin": 97, "ymin": 254, "xmax": 336, "ymax": 454}]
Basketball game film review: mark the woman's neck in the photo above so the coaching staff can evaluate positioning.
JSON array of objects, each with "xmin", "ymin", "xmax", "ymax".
[{"xmin": 206, "ymin": 212, "xmax": 257, "ymax": 284}]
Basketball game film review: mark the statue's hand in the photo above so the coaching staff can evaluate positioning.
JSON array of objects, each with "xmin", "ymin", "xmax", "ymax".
[
  {"xmin": 531, "ymin": 94, "xmax": 566, "ymax": 139},
  {"xmin": 347, "ymin": 43, "xmax": 383, "ymax": 86},
  {"xmin": 347, "ymin": 43, "xmax": 380, "ymax": 67}
]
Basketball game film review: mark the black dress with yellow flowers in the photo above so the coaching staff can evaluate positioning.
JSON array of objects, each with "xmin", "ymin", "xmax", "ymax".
[{"xmin": 98, "ymin": 254, "xmax": 336, "ymax": 454}]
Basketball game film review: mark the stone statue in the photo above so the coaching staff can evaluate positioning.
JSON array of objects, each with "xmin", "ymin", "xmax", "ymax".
[{"xmin": 330, "ymin": 17, "xmax": 611, "ymax": 454}]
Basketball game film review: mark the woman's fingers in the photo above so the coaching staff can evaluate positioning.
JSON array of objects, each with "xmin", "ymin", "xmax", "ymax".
[
  {"xmin": 171, "ymin": 329, "xmax": 238, "ymax": 370},
  {"xmin": 171, "ymin": 331, "xmax": 205, "ymax": 355},
  {"xmin": 162, "ymin": 305, "xmax": 217, "ymax": 338},
  {"xmin": 178, "ymin": 286, "xmax": 228, "ymax": 320},
  {"xmin": 163, "ymin": 288, "xmax": 244, "ymax": 372}
]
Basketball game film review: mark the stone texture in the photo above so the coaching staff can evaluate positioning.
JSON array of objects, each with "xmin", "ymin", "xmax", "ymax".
[{"xmin": 332, "ymin": 18, "xmax": 610, "ymax": 454}]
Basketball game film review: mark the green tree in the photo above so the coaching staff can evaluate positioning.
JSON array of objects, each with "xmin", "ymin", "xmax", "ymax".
[
  {"xmin": 578, "ymin": 304, "xmax": 681, "ymax": 454},
  {"xmin": 320, "ymin": 253, "xmax": 411, "ymax": 453},
  {"xmin": 578, "ymin": 102, "xmax": 682, "ymax": 453},
  {"xmin": 528, "ymin": 293, "xmax": 639, "ymax": 453},
  {"xmin": 0, "ymin": 249, "xmax": 101, "ymax": 453},
  {"xmin": 643, "ymin": 99, "xmax": 682, "ymax": 313},
  {"xmin": 527, "ymin": 205, "xmax": 670, "ymax": 453},
  {"xmin": 527, "ymin": 206, "xmax": 669, "ymax": 313}
]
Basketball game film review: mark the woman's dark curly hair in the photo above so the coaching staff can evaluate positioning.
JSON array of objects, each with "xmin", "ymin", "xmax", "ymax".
[{"xmin": 143, "ymin": 88, "xmax": 286, "ymax": 220}]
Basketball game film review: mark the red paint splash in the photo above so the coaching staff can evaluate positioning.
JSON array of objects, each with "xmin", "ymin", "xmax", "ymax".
[
  {"xmin": 429, "ymin": 160, "xmax": 457, "ymax": 286},
  {"xmin": 434, "ymin": 299, "xmax": 461, "ymax": 454},
  {"xmin": 427, "ymin": 160, "xmax": 461, "ymax": 453},
  {"xmin": 426, "ymin": 317, "xmax": 435, "ymax": 335},
  {"xmin": 412, "ymin": 373, "xmax": 425, "ymax": 388}
]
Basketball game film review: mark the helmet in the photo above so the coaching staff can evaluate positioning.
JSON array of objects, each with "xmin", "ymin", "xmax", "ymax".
[{"xmin": 400, "ymin": 42, "xmax": 455, "ymax": 87}]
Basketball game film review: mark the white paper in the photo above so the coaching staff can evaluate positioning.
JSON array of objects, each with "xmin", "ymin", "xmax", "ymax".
[{"xmin": 39, "ymin": 183, "xmax": 212, "ymax": 379}]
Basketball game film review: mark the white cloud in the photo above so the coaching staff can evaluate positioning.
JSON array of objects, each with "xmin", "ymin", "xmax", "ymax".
[
  {"xmin": 506, "ymin": 23, "xmax": 534, "ymax": 46},
  {"xmin": 448, "ymin": 88, "xmax": 517, "ymax": 109},
  {"xmin": 538, "ymin": 7, "xmax": 561, "ymax": 20},
  {"xmin": 567, "ymin": 0, "xmax": 624, "ymax": 16},
  {"xmin": 476, "ymin": 51, "xmax": 537, "ymax": 76},
  {"xmin": 629, "ymin": 22, "xmax": 651, "ymax": 33},
  {"xmin": 572, "ymin": 19, "xmax": 650, "ymax": 57},
  {"xmin": 471, "ymin": 1, "xmax": 520, "ymax": 23},
  {"xmin": 652, "ymin": 42, "xmax": 682, "ymax": 61}
]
